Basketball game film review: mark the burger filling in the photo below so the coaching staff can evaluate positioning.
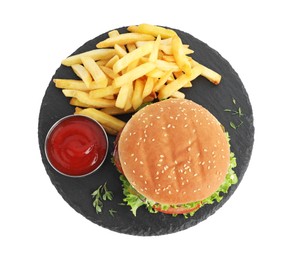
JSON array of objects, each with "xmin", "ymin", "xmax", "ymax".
[{"xmin": 114, "ymin": 132, "xmax": 238, "ymax": 218}]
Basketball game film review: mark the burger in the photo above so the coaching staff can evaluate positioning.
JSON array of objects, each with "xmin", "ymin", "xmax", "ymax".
[{"xmin": 113, "ymin": 98, "xmax": 237, "ymax": 217}]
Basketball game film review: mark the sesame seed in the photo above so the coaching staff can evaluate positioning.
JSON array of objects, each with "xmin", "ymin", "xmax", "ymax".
[
  {"xmin": 151, "ymin": 138, "xmax": 155, "ymax": 142},
  {"xmin": 140, "ymin": 161, "xmax": 144, "ymax": 165},
  {"xmin": 194, "ymin": 173, "xmax": 198, "ymax": 176},
  {"xmin": 160, "ymin": 155, "xmax": 164, "ymax": 158},
  {"xmin": 140, "ymin": 175, "xmax": 143, "ymax": 178},
  {"xmin": 131, "ymin": 153, "xmax": 135, "ymax": 157},
  {"xmin": 204, "ymin": 148, "xmax": 208, "ymax": 152},
  {"xmin": 134, "ymin": 158, "xmax": 138, "ymax": 162}
]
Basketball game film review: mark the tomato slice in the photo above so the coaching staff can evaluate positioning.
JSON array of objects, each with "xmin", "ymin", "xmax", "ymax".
[{"xmin": 153, "ymin": 203, "xmax": 201, "ymax": 215}]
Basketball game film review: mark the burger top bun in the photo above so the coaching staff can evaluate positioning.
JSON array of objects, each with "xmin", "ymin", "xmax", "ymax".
[{"xmin": 118, "ymin": 99, "xmax": 230, "ymax": 205}]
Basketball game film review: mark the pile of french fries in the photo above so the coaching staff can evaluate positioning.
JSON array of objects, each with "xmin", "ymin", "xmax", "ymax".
[{"xmin": 54, "ymin": 24, "xmax": 221, "ymax": 135}]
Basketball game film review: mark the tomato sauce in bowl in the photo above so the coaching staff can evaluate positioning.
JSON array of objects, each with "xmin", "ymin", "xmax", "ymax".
[{"xmin": 45, "ymin": 115, "xmax": 108, "ymax": 177}]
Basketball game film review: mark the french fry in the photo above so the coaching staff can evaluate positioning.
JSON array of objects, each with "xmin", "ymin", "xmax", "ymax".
[
  {"xmin": 162, "ymin": 55, "xmax": 175, "ymax": 62},
  {"xmin": 54, "ymin": 79, "xmax": 89, "ymax": 91},
  {"xmin": 105, "ymin": 55, "xmax": 119, "ymax": 68},
  {"xmin": 100, "ymin": 65, "xmax": 119, "ymax": 79},
  {"xmin": 155, "ymin": 59, "xmax": 179, "ymax": 72},
  {"xmin": 113, "ymin": 42, "xmax": 154, "ymax": 74},
  {"xmin": 146, "ymin": 69, "xmax": 165, "ymax": 78},
  {"xmin": 54, "ymin": 79, "xmax": 107, "ymax": 91},
  {"xmin": 108, "ymin": 30, "xmax": 120, "ymax": 38},
  {"xmin": 126, "ymin": 43, "xmax": 137, "ymax": 52},
  {"xmin": 149, "ymin": 35, "xmax": 161, "ymax": 62},
  {"xmin": 114, "ymin": 62, "xmax": 156, "ymax": 87},
  {"xmin": 142, "ymin": 77, "xmax": 155, "ymax": 98},
  {"xmin": 101, "ymin": 125, "xmax": 119, "ymax": 135},
  {"xmin": 172, "ymin": 35, "xmax": 191, "ymax": 75},
  {"xmin": 188, "ymin": 57, "xmax": 221, "ymax": 85},
  {"xmin": 75, "ymin": 107, "xmax": 126, "ymax": 132},
  {"xmin": 132, "ymin": 79, "xmax": 145, "ymax": 110},
  {"xmin": 70, "ymin": 98, "xmax": 95, "ymax": 108},
  {"xmin": 75, "ymin": 106, "xmax": 120, "ymax": 135},
  {"xmin": 158, "ymin": 66, "xmax": 202, "ymax": 100},
  {"xmin": 62, "ymin": 89, "xmax": 115, "ymax": 107},
  {"xmin": 71, "ymin": 64, "xmax": 92, "ymax": 87},
  {"xmin": 128, "ymin": 23, "xmax": 176, "ymax": 39},
  {"xmin": 81, "ymin": 56, "xmax": 108, "ymax": 88},
  {"xmin": 61, "ymin": 49, "xmax": 116, "ymax": 66},
  {"xmin": 153, "ymin": 69, "xmax": 174, "ymax": 92},
  {"xmin": 124, "ymin": 83, "xmax": 134, "ymax": 111},
  {"xmin": 96, "ymin": 33, "xmax": 155, "ymax": 48},
  {"xmin": 114, "ymin": 44, "xmax": 127, "ymax": 58},
  {"xmin": 171, "ymin": 90, "xmax": 185, "ymax": 99},
  {"xmin": 115, "ymin": 83, "xmax": 130, "ymax": 109},
  {"xmin": 100, "ymin": 106, "xmax": 134, "ymax": 115},
  {"xmin": 89, "ymin": 85, "xmax": 120, "ymax": 99}
]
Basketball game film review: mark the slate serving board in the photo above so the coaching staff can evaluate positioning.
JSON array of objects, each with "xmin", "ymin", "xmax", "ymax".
[{"xmin": 38, "ymin": 27, "xmax": 254, "ymax": 236}]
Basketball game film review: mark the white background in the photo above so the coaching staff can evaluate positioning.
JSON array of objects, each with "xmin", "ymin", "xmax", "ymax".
[{"xmin": 1, "ymin": 0, "xmax": 288, "ymax": 259}]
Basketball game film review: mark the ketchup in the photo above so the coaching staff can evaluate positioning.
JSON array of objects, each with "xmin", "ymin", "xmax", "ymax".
[{"xmin": 45, "ymin": 115, "xmax": 108, "ymax": 177}]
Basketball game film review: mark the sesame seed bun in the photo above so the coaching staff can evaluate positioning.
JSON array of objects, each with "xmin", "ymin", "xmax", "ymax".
[{"xmin": 118, "ymin": 99, "xmax": 230, "ymax": 205}]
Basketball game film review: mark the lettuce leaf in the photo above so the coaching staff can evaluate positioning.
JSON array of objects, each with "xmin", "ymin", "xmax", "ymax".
[{"xmin": 119, "ymin": 133, "xmax": 238, "ymax": 217}]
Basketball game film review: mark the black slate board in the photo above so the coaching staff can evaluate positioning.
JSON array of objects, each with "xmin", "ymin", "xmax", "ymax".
[{"xmin": 38, "ymin": 27, "xmax": 254, "ymax": 236}]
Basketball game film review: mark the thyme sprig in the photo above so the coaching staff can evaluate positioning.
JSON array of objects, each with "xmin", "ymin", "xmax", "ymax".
[
  {"xmin": 92, "ymin": 182, "xmax": 113, "ymax": 214},
  {"xmin": 225, "ymin": 98, "xmax": 244, "ymax": 129}
]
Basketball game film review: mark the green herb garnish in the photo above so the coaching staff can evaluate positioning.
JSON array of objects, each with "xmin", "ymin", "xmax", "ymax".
[
  {"xmin": 92, "ymin": 182, "xmax": 113, "ymax": 214},
  {"xmin": 109, "ymin": 209, "xmax": 117, "ymax": 217},
  {"xmin": 225, "ymin": 98, "xmax": 244, "ymax": 129}
]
